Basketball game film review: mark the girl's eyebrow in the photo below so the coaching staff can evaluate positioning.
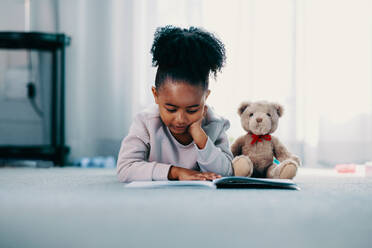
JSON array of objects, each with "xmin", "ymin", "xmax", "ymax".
[
  {"xmin": 165, "ymin": 103, "xmax": 178, "ymax": 108},
  {"xmin": 165, "ymin": 103, "xmax": 200, "ymax": 108}
]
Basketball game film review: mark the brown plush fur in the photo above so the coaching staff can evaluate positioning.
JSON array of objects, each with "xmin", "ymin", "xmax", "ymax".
[{"xmin": 231, "ymin": 101, "xmax": 301, "ymax": 179}]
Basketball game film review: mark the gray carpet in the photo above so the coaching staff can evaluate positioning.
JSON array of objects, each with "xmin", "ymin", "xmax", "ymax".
[{"xmin": 0, "ymin": 167, "xmax": 371, "ymax": 248}]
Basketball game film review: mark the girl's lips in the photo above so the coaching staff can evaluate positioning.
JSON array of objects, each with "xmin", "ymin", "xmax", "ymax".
[
  {"xmin": 171, "ymin": 125, "xmax": 188, "ymax": 132},
  {"xmin": 174, "ymin": 125, "xmax": 187, "ymax": 129}
]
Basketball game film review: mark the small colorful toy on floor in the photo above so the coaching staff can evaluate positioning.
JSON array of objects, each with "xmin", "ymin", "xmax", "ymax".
[{"xmin": 334, "ymin": 164, "xmax": 356, "ymax": 173}]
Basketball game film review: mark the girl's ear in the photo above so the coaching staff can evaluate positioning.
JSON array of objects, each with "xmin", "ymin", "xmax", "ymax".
[
  {"xmin": 205, "ymin": 89, "xmax": 211, "ymax": 100},
  {"xmin": 152, "ymin": 86, "xmax": 159, "ymax": 104},
  {"xmin": 238, "ymin": 102, "xmax": 250, "ymax": 116}
]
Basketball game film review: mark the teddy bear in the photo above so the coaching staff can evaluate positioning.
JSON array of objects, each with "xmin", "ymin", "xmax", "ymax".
[{"xmin": 231, "ymin": 101, "xmax": 301, "ymax": 179}]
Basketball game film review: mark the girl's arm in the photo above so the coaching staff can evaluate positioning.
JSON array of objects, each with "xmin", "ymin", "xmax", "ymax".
[
  {"xmin": 117, "ymin": 114, "xmax": 221, "ymax": 182},
  {"xmin": 193, "ymin": 120, "xmax": 234, "ymax": 177},
  {"xmin": 116, "ymin": 135, "xmax": 171, "ymax": 183},
  {"xmin": 116, "ymin": 115, "xmax": 171, "ymax": 183},
  {"xmin": 117, "ymin": 136, "xmax": 221, "ymax": 182}
]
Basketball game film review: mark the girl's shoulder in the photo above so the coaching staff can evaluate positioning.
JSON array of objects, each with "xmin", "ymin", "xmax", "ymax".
[
  {"xmin": 134, "ymin": 104, "xmax": 162, "ymax": 125},
  {"xmin": 203, "ymin": 105, "xmax": 230, "ymax": 130}
]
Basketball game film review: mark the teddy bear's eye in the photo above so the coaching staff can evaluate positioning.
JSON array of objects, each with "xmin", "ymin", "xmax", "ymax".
[
  {"xmin": 266, "ymin": 113, "xmax": 271, "ymax": 117},
  {"xmin": 249, "ymin": 113, "xmax": 254, "ymax": 117}
]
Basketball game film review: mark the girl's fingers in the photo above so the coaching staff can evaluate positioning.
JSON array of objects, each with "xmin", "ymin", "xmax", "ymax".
[
  {"xmin": 202, "ymin": 172, "xmax": 221, "ymax": 179},
  {"xmin": 196, "ymin": 174, "xmax": 218, "ymax": 181},
  {"xmin": 190, "ymin": 176, "xmax": 206, "ymax": 181},
  {"xmin": 188, "ymin": 174, "xmax": 207, "ymax": 181},
  {"xmin": 196, "ymin": 174, "xmax": 213, "ymax": 181},
  {"xmin": 184, "ymin": 172, "xmax": 222, "ymax": 181}
]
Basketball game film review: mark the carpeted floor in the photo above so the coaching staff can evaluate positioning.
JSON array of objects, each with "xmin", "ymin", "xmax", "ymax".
[{"xmin": 0, "ymin": 167, "xmax": 371, "ymax": 248}]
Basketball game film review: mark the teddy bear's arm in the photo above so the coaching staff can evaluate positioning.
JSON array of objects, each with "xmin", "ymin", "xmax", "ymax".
[
  {"xmin": 231, "ymin": 136, "xmax": 245, "ymax": 157},
  {"xmin": 271, "ymin": 136, "xmax": 297, "ymax": 162}
]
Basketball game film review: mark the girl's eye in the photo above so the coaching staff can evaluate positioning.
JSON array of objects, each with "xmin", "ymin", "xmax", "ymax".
[
  {"xmin": 166, "ymin": 109, "xmax": 177, "ymax": 113},
  {"xmin": 267, "ymin": 113, "xmax": 271, "ymax": 117},
  {"xmin": 249, "ymin": 113, "xmax": 253, "ymax": 117},
  {"xmin": 187, "ymin": 109, "xmax": 199, "ymax": 114}
]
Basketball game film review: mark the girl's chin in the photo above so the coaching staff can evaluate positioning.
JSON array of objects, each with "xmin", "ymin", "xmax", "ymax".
[{"xmin": 170, "ymin": 126, "xmax": 188, "ymax": 134}]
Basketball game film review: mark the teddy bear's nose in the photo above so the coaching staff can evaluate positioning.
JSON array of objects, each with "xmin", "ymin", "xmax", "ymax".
[{"xmin": 256, "ymin": 118, "xmax": 263, "ymax": 123}]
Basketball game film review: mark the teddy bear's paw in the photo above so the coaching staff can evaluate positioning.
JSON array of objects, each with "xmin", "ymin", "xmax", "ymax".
[
  {"xmin": 232, "ymin": 155, "xmax": 253, "ymax": 177},
  {"xmin": 278, "ymin": 161, "xmax": 298, "ymax": 179},
  {"xmin": 290, "ymin": 155, "xmax": 302, "ymax": 167}
]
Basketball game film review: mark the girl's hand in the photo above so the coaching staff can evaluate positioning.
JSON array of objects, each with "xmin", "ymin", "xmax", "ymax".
[
  {"xmin": 188, "ymin": 105, "xmax": 208, "ymax": 135},
  {"xmin": 188, "ymin": 105, "xmax": 208, "ymax": 149},
  {"xmin": 168, "ymin": 166, "xmax": 221, "ymax": 181}
]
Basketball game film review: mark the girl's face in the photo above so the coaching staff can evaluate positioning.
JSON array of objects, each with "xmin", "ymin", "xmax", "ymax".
[{"xmin": 152, "ymin": 80, "xmax": 210, "ymax": 135}]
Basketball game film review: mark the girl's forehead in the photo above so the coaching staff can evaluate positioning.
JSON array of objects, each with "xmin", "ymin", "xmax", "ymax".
[
  {"xmin": 157, "ymin": 81, "xmax": 206, "ymax": 105},
  {"xmin": 159, "ymin": 80, "xmax": 205, "ymax": 92}
]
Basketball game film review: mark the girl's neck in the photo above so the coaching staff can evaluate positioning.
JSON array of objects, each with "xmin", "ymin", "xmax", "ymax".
[{"xmin": 171, "ymin": 132, "xmax": 193, "ymax": 146}]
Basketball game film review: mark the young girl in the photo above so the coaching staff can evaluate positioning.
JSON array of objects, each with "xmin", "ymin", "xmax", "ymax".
[{"xmin": 117, "ymin": 25, "xmax": 233, "ymax": 183}]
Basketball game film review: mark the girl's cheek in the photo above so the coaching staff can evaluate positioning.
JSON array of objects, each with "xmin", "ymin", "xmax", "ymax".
[
  {"xmin": 160, "ymin": 111, "xmax": 172, "ymax": 125},
  {"xmin": 190, "ymin": 112, "xmax": 203, "ymax": 123}
]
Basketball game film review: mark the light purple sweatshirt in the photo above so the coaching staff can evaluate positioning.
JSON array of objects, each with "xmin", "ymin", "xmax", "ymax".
[{"xmin": 116, "ymin": 104, "xmax": 233, "ymax": 183}]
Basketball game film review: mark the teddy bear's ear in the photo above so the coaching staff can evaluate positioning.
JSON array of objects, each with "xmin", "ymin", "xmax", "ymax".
[
  {"xmin": 238, "ymin": 102, "xmax": 251, "ymax": 116},
  {"xmin": 273, "ymin": 103, "xmax": 284, "ymax": 117}
]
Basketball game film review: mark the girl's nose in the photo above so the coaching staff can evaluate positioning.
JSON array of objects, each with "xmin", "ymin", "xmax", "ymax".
[{"xmin": 176, "ymin": 111, "xmax": 187, "ymax": 123}]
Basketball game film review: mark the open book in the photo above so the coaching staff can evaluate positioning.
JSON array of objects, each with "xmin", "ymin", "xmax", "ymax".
[{"xmin": 124, "ymin": 176, "xmax": 300, "ymax": 190}]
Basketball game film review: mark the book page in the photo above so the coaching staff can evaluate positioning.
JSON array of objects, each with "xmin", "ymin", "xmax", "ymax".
[{"xmin": 124, "ymin": 180, "xmax": 216, "ymax": 188}]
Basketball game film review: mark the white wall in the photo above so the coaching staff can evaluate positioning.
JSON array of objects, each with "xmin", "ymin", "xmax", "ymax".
[{"xmin": 58, "ymin": 0, "xmax": 135, "ymax": 160}]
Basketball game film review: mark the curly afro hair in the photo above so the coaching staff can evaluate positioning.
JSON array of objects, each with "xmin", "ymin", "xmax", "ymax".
[{"xmin": 150, "ymin": 25, "xmax": 226, "ymax": 90}]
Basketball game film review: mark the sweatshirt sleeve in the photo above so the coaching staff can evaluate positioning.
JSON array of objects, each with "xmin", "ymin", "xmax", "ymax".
[
  {"xmin": 116, "ymin": 115, "xmax": 172, "ymax": 183},
  {"xmin": 196, "ymin": 120, "xmax": 234, "ymax": 176}
]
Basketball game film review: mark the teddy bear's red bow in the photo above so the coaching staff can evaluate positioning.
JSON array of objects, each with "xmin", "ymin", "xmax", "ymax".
[{"xmin": 250, "ymin": 134, "xmax": 272, "ymax": 145}]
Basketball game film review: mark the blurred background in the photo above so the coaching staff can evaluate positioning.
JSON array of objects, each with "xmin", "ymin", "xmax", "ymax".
[{"xmin": 0, "ymin": 0, "xmax": 371, "ymax": 168}]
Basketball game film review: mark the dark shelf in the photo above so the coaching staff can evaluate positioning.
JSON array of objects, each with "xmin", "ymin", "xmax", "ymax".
[
  {"xmin": 0, "ymin": 31, "xmax": 70, "ymax": 50},
  {"xmin": 0, "ymin": 146, "xmax": 70, "ymax": 160},
  {"xmin": 0, "ymin": 31, "xmax": 71, "ymax": 166}
]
